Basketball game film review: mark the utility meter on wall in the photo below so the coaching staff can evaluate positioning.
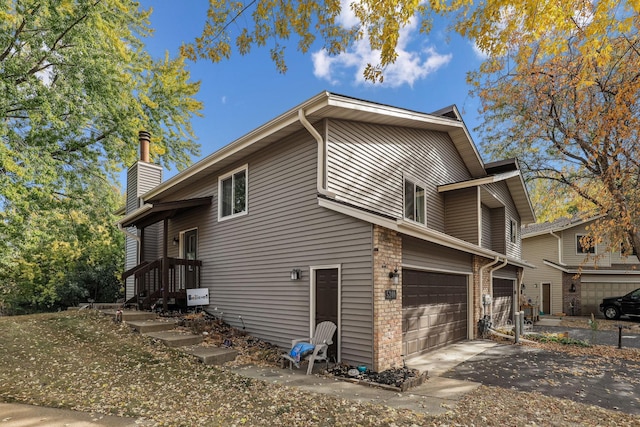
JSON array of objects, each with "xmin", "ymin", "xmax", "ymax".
[{"xmin": 482, "ymin": 294, "xmax": 493, "ymax": 305}]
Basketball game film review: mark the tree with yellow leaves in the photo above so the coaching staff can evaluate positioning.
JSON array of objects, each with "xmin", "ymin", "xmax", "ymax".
[{"xmin": 186, "ymin": 0, "xmax": 640, "ymax": 255}]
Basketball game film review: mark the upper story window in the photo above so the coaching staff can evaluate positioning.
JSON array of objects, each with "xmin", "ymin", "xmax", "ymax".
[
  {"xmin": 218, "ymin": 165, "xmax": 247, "ymax": 221},
  {"xmin": 576, "ymin": 234, "xmax": 596, "ymax": 254},
  {"xmin": 509, "ymin": 218, "xmax": 518, "ymax": 244},
  {"xmin": 620, "ymin": 242, "xmax": 638, "ymax": 257},
  {"xmin": 404, "ymin": 177, "xmax": 426, "ymax": 225}
]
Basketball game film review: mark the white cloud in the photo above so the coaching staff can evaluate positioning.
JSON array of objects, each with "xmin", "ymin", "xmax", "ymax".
[
  {"xmin": 471, "ymin": 41, "xmax": 489, "ymax": 60},
  {"xmin": 312, "ymin": 3, "xmax": 452, "ymax": 87},
  {"xmin": 221, "ymin": 96, "xmax": 227, "ymax": 104}
]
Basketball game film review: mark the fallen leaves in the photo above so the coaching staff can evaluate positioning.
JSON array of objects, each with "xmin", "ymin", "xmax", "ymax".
[{"xmin": 1, "ymin": 311, "xmax": 639, "ymax": 426}]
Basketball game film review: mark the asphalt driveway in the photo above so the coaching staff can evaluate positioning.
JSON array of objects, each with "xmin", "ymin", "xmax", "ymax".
[{"xmin": 443, "ymin": 332, "xmax": 640, "ymax": 415}]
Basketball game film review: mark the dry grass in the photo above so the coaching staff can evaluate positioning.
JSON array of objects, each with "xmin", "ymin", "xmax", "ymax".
[{"xmin": 1, "ymin": 311, "xmax": 639, "ymax": 426}]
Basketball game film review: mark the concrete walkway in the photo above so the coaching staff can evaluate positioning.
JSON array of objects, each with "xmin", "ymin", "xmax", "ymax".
[
  {"xmin": 228, "ymin": 340, "xmax": 495, "ymax": 416},
  {"xmin": 0, "ymin": 403, "xmax": 150, "ymax": 426},
  {"xmin": 0, "ymin": 340, "xmax": 495, "ymax": 425}
]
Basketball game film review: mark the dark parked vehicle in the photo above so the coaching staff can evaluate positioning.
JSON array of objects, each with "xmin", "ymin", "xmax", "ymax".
[{"xmin": 600, "ymin": 288, "xmax": 640, "ymax": 319}]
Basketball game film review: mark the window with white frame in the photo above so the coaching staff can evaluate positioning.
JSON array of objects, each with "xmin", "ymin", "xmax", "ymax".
[
  {"xmin": 576, "ymin": 234, "xmax": 595, "ymax": 254},
  {"xmin": 509, "ymin": 218, "xmax": 518, "ymax": 244},
  {"xmin": 404, "ymin": 177, "xmax": 426, "ymax": 224},
  {"xmin": 218, "ymin": 165, "xmax": 247, "ymax": 220}
]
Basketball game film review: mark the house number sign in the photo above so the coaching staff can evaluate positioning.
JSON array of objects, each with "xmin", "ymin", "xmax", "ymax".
[{"xmin": 385, "ymin": 289, "xmax": 397, "ymax": 300}]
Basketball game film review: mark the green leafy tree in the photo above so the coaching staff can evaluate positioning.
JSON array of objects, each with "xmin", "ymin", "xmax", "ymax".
[{"xmin": 1, "ymin": 0, "xmax": 203, "ymax": 312}]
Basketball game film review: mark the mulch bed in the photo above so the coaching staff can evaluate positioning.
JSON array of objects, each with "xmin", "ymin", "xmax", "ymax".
[{"xmin": 326, "ymin": 365, "xmax": 428, "ymax": 392}]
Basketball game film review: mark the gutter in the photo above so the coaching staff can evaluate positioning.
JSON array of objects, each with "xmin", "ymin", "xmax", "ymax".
[{"xmin": 298, "ymin": 108, "xmax": 337, "ymax": 198}]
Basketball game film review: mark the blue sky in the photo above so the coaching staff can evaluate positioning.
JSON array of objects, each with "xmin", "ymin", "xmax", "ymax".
[{"xmin": 130, "ymin": 1, "xmax": 487, "ymax": 183}]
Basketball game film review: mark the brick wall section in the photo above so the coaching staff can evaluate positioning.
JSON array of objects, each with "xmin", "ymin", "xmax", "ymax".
[
  {"xmin": 372, "ymin": 225, "xmax": 403, "ymax": 371},
  {"xmin": 563, "ymin": 273, "xmax": 581, "ymax": 315},
  {"xmin": 472, "ymin": 255, "xmax": 496, "ymax": 339}
]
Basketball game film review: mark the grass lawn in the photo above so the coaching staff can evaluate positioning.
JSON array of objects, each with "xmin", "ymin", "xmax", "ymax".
[{"xmin": 0, "ymin": 311, "xmax": 638, "ymax": 426}]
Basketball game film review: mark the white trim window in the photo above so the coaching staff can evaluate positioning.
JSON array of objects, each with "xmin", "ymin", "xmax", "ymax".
[
  {"xmin": 218, "ymin": 165, "xmax": 248, "ymax": 221},
  {"xmin": 404, "ymin": 177, "xmax": 426, "ymax": 225},
  {"xmin": 509, "ymin": 218, "xmax": 518, "ymax": 244},
  {"xmin": 576, "ymin": 234, "xmax": 596, "ymax": 254}
]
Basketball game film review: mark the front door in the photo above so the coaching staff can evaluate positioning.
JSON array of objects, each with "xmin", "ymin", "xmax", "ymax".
[
  {"xmin": 542, "ymin": 283, "xmax": 551, "ymax": 314},
  {"xmin": 183, "ymin": 229, "xmax": 197, "ymax": 289},
  {"xmin": 315, "ymin": 268, "xmax": 338, "ymax": 361}
]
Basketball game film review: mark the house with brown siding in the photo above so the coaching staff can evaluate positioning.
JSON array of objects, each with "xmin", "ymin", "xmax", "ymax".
[
  {"xmin": 521, "ymin": 216, "xmax": 640, "ymax": 316},
  {"xmin": 117, "ymin": 92, "xmax": 535, "ymax": 371}
]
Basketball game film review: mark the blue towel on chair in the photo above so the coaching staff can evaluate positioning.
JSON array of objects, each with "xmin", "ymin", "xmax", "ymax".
[{"xmin": 289, "ymin": 342, "xmax": 315, "ymax": 363}]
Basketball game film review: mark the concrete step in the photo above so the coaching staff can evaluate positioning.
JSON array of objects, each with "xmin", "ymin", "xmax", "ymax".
[
  {"xmin": 145, "ymin": 330, "xmax": 203, "ymax": 348},
  {"xmin": 128, "ymin": 319, "xmax": 177, "ymax": 333},
  {"xmin": 102, "ymin": 310, "xmax": 157, "ymax": 322},
  {"xmin": 183, "ymin": 345, "xmax": 238, "ymax": 366}
]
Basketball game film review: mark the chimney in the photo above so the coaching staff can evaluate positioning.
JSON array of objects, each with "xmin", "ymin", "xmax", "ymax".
[{"xmin": 138, "ymin": 130, "xmax": 150, "ymax": 163}]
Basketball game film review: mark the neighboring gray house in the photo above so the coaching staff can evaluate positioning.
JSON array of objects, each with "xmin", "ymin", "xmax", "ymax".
[
  {"xmin": 118, "ymin": 92, "xmax": 535, "ymax": 371},
  {"xmin": 521, "ymin": 216, "xmax": 640, "ymax": 316}
]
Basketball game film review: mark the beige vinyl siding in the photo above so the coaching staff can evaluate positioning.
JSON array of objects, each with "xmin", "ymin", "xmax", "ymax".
[
  {"xmin": 160, "ymin": 130, "xmax": 375, "ymax": 366},
  {"xmin": 443, "ymin": 187, "xmax": 479, "ymax": 245},
  {"xmin": 610, "ymin": 251, "xmax": 640, "ymax": 264},
  {"xmin": 326, "ymin": 120, "xmax": 472, "ymax": 233},
  {"xmin": 485, "ymin": 182, "xmax": 521, "ymax": 259},
  {"xmin": 402, "ymin": 236, "xmax": 473, "ymax": 273},
  {"xmin": 561, "ymin": 223, "xmax": 611, "ymax": 267},
  {"xmin": 481, "ymin": 204, "xmax": 492, "ymax": 250},
  {"xmin": 521, "ymin": 233, "xmax": 563, "ymax": 314}
]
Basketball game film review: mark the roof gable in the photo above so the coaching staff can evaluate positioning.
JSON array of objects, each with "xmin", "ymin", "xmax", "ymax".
[{"xmin": 142, "ymin": 92, "xmax": 488, "ymax": 201}]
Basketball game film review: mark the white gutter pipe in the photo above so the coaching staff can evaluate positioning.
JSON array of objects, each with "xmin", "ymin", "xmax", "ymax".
[
  {"xmin": 550, "ymin": 231, "xmax": 562, "ymax": 263},
  {"xmin": 298, "ymin": 108, "xmax": 337, "ymax": 198},
  {"xmin": 117, "ymin": 221, "xmax": 140, "ymax": 243},
  {"xmin": 488, "ymin": 257, "xmax": 508, "ymax": 319}
]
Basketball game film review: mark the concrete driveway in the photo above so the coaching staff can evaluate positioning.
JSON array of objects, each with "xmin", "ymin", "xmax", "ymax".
[{"xmin": 443, "ymin": 332, "xmax": 640, "ymax": 415}]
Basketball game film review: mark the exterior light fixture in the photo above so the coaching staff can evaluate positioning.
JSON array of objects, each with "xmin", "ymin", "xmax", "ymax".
[
  {"xmin": 569, "ymin": 283, "xmax": 577, "ymax": 293},
  {"xmin": 388, "ymin": 269, "xmax": 399, "ymax": 286},
  {"xmin": 290, "ymin": 269, "xmax": 301, "ymax": 280},
  {"xmin": 172, "ymin": 236, "xmax": 179, "ymax": 246}
]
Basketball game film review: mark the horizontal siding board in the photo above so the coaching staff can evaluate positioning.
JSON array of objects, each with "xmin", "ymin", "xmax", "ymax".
[
  {"xmin": 444, "ymin": 188, "xmax": 478, "ymax": 244},
  {"xmin": 158, "ymin": 129, "xmax": 374, "ymax": 365},
  {"xmin": 485, "ymin": 182, "xmax": 521, "ymax": 258},
  {"xmin": 403, "ymin": 236, "xmax": 473, "ymax": 273},
  {"xmin": 327, "ymin": 120, "xmax": 473, "ymax": 233}
]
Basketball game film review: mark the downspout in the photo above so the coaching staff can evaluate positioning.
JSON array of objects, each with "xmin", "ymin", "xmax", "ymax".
[
  {"xmin": 298, "ymin": 108, "xmax": 337, "ymax": 198},
  {"xmin": 479, "ymin": 256, "xmax": 507, "ymax": 319},
  {"xmin": 488, "ymin": 257, "xmax": 508, "ymax": 320},
  {"xmin": 479, "ymin": 256, "xmax": 500, "ymax": 318},
  {"xmin": 550, "ymin": 231, "xmax": 562, "ymax": 263},
  {"xmin": 117, "ymin": 222, "xmax": 140, "ymax": 243}
]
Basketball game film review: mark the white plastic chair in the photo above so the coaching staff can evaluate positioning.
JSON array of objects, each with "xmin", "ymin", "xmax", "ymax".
[{"xmin": 282, "ymin": 321, "xmax": 337, "ymax": 375}]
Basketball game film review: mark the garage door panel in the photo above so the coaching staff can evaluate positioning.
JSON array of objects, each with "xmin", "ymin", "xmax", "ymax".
[
  {"xmin": 492, "ymin": 278, "xmax": 514, "ymax": 327},
  {"xmin": 402, "ymin": 270, "xmax": 468, "ymax": 358},
  {"xmin": 581, "ymin": 282, "xmax": 639, "ymax": 315}
]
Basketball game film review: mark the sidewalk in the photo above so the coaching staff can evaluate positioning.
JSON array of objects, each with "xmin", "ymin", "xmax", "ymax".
[
  {"xmin": 228, "ymin": 340, "xmax": 496, "ymax": 415},
  {"xmin": 0, "ymin": 340, "xmax": 496, "ymax": 425},
  {"xmin": 0, "ymin": 403, "xmax": 150, "ymax": 427}
]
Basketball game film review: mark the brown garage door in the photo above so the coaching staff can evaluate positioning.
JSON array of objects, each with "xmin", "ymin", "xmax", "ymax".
[
  {"xmin": 402, "ymin": 270, "xmax": 468, "ymax": 358},
  {"xmin": 492, "ymin": 278, "xmax": 514, "ymax": 327}
]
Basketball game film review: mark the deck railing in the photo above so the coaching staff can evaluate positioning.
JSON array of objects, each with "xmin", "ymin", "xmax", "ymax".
[{"xmin": 122, "ymin": 257, "xmax": 202, "ymax": 310}]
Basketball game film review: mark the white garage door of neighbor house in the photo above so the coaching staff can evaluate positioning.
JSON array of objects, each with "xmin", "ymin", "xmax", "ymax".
[
  {"xmin": 402, "ymin": 269, "xmax": 468, "ymax": 359},
  {"xmin": 581, "ymin": 282, "xmax": 640, "ymax": 315}
]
